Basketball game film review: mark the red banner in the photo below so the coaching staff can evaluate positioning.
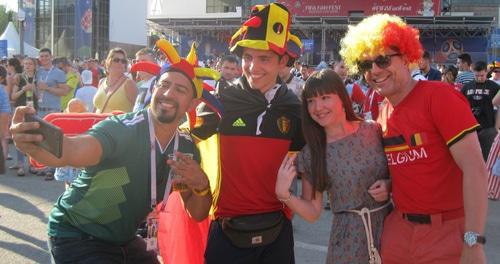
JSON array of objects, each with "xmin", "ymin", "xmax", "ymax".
[{"xmin": 280, "ymin": 0, "xmax": 440, "ymax": 17}]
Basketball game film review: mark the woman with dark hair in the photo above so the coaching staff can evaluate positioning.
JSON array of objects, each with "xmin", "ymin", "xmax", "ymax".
[
  {"xmin": 6, "ymin": 58, "xmax": 23, "ymax": 96},
  {"xmin": 4, "ymin": 58, "xmax": 22, "ymax": 162},
  {"xmin": 275, "ymin": 69, "xmax": 391, "ymax": 264},
  {"xmin": 442, "ymin": 65, "xmax": 461, "ymax": 91}
]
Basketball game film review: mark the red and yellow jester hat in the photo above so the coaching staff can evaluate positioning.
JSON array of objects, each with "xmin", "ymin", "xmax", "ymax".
[
  {"xmin": 155, "ymin": 39, "xmax": 220, "ymax": 98},
  {"xmin": 229, "ymin": 3, "xmax": 291, "ymax": 56},
  {"xmin": 340, "ymin": 14, "xmax": 423, "ymax": 74}
]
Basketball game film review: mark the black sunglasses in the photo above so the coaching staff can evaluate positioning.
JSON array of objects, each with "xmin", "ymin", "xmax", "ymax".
[
  {"xmin": 357, "ymin": 53, "xmax": 402, "ymax": 73},
  {"xmin": 494, "ymin": 70, "xmax": 500, "ymax": 73},
  {"xmin": 112, "ymin": 57, "xmax": 128, "ymax": 64}
]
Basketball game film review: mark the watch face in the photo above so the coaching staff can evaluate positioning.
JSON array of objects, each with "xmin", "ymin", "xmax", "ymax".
[{"xmin": 464, "ymin": 232, "xmax": 478, "ymax": 246}]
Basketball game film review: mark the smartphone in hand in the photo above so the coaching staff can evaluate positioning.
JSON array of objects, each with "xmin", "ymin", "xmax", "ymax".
[{"xmin": 25, "ymin": 114, "xmax": 63, "ymax": 158}]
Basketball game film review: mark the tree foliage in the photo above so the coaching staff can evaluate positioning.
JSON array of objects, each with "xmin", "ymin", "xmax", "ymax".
[{"xmin": 0, "ymin": 5, "xmax": 16, "ymax": 35}]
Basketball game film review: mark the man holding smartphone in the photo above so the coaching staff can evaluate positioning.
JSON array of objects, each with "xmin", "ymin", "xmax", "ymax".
[{"xmin": 10, "ymin": 41, "xmax": 215, "ymax": 263}]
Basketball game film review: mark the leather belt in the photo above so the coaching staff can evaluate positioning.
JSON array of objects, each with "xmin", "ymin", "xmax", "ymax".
[
  {"xmin": 401, "ymin": 208, "xmax": 464, "ymax": 224},
  {"xmin": 403, "ymin": 214, "xmax": 432, "ymax": 224}
]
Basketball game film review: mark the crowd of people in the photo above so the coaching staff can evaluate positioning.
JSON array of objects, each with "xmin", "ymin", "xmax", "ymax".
[{"xmin": 2, "ymin": 2, "xmax": 498, "ymax": 264}]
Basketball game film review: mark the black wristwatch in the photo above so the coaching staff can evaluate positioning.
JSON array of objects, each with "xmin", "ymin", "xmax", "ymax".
[{"xmin": 463, "ymin": 231, "xmax": 486, "ymax": 247}]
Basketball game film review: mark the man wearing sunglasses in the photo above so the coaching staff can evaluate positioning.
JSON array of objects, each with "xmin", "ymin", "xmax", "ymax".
[{"xmin": 340, "ymin": 14, "xmax": 488, "ymax": 264}]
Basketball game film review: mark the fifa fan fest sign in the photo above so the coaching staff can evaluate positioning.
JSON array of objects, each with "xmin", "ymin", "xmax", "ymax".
[{"xmin": 280, "ymin": 0, "xmax": 440, "ymax": 17}]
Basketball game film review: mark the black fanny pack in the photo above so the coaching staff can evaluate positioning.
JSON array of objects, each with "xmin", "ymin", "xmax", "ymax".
[{"xmin": 220, "ymin": 211, "xmax": 284, "ymax": 248}]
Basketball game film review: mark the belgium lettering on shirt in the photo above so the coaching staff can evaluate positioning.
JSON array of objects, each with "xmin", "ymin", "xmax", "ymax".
[{"xmin": 383, "ymin": 133, "xmax": 429, "ymax": 166}]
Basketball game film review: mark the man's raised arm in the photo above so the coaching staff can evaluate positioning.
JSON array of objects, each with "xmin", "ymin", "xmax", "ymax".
[{"xmin": 10, "ymin": 106, "xmax": 103, "ymax": 168}]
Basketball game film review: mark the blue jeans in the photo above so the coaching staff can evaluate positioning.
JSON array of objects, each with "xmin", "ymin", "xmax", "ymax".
[
  {"xmin": 48, "ymin": 235, "xmax": 159, "ymax": 264},
  {"xmin": 16, "ymin": 148, "xmax": 25, "ymax": 166}
]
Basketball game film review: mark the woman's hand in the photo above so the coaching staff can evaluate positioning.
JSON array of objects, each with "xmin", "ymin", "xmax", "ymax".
[
  {"xmin": 368, "ymin": 179, "xmax": 391, "ymax": 202},
  {"xmin": 275, "ymin": 154, "xmax": 297, "ymax": 199},
  {"xmin": 23, "ymin": 83, "xmax": 35, "ymax": 92}
]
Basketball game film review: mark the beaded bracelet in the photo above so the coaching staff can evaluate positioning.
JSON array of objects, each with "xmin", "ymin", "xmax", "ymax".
[{"xmin": 278, "ymin": 192, "xmax": 293, "ymax": 203}]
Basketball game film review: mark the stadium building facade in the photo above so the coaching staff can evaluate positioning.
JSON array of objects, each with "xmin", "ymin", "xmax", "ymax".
[{"xmin": 147, "ymin": 0, "xmax": 498, "ymax": 65}]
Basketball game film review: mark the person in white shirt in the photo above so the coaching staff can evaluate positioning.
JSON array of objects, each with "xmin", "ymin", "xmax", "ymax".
[{"xmin": 74, "ymin": 70, "xmax": 97, "ymax": 112}]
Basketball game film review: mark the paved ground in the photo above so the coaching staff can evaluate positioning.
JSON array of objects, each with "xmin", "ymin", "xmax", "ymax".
[{"xmin": 0, "ymin": 146, "xmax": 499, "ymax": 263}]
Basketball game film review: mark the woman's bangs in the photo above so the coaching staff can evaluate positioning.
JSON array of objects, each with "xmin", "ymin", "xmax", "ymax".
[{"xmin": 303, "ymin": 75, "xmax": 337, "ymax": 100}]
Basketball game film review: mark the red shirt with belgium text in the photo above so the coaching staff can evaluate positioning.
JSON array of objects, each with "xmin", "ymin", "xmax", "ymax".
[{"xmin": 378, "ymin": 81, "xmax": 479, "ymax": 214}]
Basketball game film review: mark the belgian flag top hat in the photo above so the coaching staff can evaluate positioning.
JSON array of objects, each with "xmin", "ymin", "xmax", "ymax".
[{"xmin": 229, "ymin": 3, "xmax": 292, "ymax": 56}]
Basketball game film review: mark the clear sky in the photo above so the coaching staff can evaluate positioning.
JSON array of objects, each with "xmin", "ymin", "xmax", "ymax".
[{"xmin": 0, "ymin": 0, "xmax": 18, "ymax": 12}]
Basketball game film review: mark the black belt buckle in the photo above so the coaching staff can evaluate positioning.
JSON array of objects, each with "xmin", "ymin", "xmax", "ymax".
[{"xmin": 403, "ymin": 213, "xmax": 431, "ymax": 224}]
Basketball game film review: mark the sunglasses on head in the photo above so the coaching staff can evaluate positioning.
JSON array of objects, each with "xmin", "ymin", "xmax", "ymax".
[
  {"xmin": 112, "ymin": 57, "xmax": 127, "ymax": 64},
  {"xmin": 357, "ymin": 53, "xmax": 402, "ymax": 73}
]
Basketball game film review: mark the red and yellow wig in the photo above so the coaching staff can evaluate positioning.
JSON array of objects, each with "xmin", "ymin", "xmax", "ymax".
[{"xmin": 340, "ymin": 14, "xmax": 423, "ymax": 74}]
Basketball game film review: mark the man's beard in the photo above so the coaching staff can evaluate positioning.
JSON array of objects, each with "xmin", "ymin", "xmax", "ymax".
[{"xmin": 154, "ymin": 99, "xmax": 179, "ymax": 124}]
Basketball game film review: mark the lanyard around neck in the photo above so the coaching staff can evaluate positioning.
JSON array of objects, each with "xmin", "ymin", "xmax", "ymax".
[
  {"xmin": 147, "ymin": 109, "xmax": 179, "ymax": 209},
  {"xmin": 42, "ymin": 66, "xmax": 54, "ymax": 83}
]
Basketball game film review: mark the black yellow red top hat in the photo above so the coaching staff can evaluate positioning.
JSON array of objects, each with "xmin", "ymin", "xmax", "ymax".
[{"xmin": 229, "ymin": 3, "xmax": 292, "ymax": 56}]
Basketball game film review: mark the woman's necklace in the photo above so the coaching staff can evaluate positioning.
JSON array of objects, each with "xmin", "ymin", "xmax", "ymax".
[
  {"xmin": 22, "ymin": 72, "xmax": 35, "ymax": 84},
  {"xmin": 105, "ymin": 75, "xmax": 123, "ymax": 94}
]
